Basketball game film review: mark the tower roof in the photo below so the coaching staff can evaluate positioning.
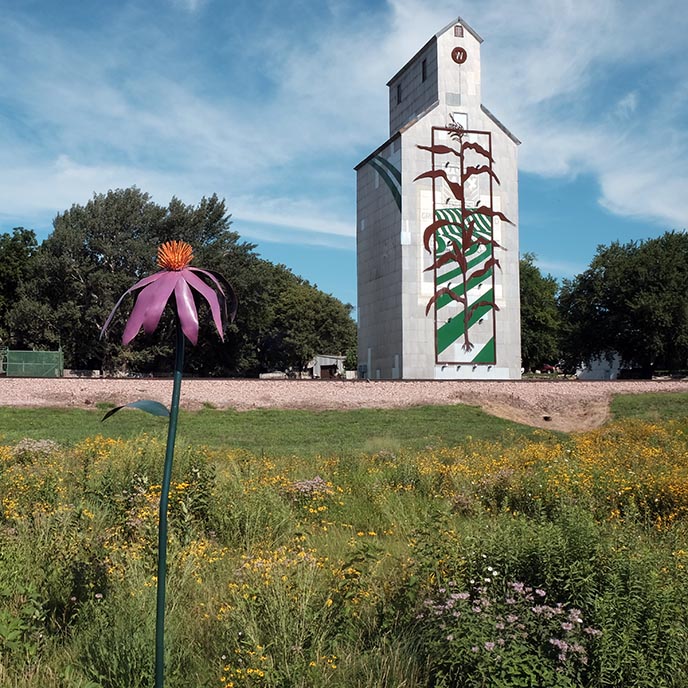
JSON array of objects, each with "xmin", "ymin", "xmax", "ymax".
[
  {"xmin": 436, "ymin": 16, "xmax": 483, "ymax": 44},
  {"xmin": 386, "ymin": 16, "xmax": 483, "ymax": 86},
  {"xmin": 481, "ymin": 105, "xmax": 521, "ymax": 145}
]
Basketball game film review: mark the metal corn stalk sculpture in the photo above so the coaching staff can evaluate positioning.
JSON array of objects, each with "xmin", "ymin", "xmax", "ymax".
[{"xmin": 415, "ymin": 125, "xmax": 513, "ymax": 361}]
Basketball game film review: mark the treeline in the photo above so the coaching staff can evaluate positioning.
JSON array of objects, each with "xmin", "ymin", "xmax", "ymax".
[
  {"xmin": 521, "ymin": 230, "xmax": 688, "ymax": 375},
  {"xmin": 0, "ymin": 188, "xmax": 356, "ymax": 376}
]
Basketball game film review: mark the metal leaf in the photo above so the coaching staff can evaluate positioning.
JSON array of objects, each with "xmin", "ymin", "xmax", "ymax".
[
  {"xmin": 462, "ymin": 165, "xmax": 500, "ymax": 185},
  {"xmin": 417, "ymin": 144, "xmax": 461, "ymax": 157},
  {"xmin": 425, "ymin": 287, "xmax": 467, "ymax": 315},
  {"xmin": 413, "ymin": 169, "xmax": 464, "ymax": 202},
  {"xmin": 462, "ymin": 140, "xmax": 494, "ymax": 163},
  {"xmin": 467, "ymin": 206, "xmax": 514, "ymax": 225},
  {"xmin": 423, "ymin": 218, "xmax": 462, "ymax": 253},
  {"xmin": 101, "ymin": 399, "xmax": 170, "ymax": 422}
]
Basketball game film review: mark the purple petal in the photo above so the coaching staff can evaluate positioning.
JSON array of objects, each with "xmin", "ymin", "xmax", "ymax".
[
  {"xmin": 187, "ymin": 266, "xmax": 226, "ymax": 295},
  {"xmin": 174, "ymin": 278, "xmax": 199, "ymax": 345},
  {"xmin": 100, "ymin": 271, "xmax": 166, "ymax": 338},
  {"xmin": 182, "ymin": 269, "xmax": 224, "ymax": 341},
  {"xmin": 142, "ymin": 272, "xmax": 181, "ymax": 335},
  {"xmin": 122, "ymin": 273, "xmax": 178, "ymax": 345},
  {"xmin": 188, "ymin": 267, "xmax": 237, "ymax": 322},
  {"xmin": 122, "ymin": 286, "xmax": 154, "ymax": 345}
]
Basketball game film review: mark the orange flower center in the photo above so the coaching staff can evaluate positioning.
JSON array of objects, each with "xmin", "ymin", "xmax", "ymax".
[{"xmin": 157, "ymin": 241, "xmax": 193, "ymax": 270}]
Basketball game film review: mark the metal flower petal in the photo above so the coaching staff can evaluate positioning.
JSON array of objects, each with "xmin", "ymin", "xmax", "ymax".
[
  {"xmin": 101, "ymin": 241, "xmax": 236, "ymax": 346},
  {"xmin": 173, "ymin": 277, "xmax": 200, "ymax": 345}
]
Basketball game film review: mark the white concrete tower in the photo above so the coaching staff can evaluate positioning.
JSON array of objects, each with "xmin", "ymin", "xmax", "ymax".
[{"xmin": 356, "ymin": 16, "xmax": 521, "ymax": 380}]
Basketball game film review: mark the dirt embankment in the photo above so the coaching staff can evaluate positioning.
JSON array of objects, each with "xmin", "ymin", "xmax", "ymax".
[{"xmin": 2, "ymin": 378, "xmax": 687, "ymax": 432}]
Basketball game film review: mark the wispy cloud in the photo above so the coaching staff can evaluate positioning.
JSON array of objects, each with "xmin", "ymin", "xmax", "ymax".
[
  {"xmin": 615, "ymin": 92, "xmax": 638, "ymax": 119},
  {"xmin": 167, "ymin": 0, "xmax": 208, "ymax": 12},
  {"xmin": 240, "ymin": 223, "xmax": 353, "ymax": 251},
  {"xmin": 462, "ymin": 0, "xmax": 688, "ymax": 230},
  {"xmin": 232, "ymin": 197, "xmax": 354, "ymax": 238},
  {"xmin": 261, "ymin": 0, "xmax": 688, "ymax": 232},
  {"xmin": 533, "ymin": 257, "xmax": 587, "ymax": 280},
  {"xmin": 0, "ymin": 0, "xmax": 685, "ymax": 249}
]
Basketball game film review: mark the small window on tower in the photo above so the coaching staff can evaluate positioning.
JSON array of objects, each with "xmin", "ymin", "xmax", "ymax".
[
  {"xmin": 454, "ymin": 25, "xmax": 464, "ymax": 37},
  {"xmin": 396, "ymin": 82, "xmax": 402, "ymax": 104},
  {"xmin": 421, "ymin": 59, "xmax": 427, "ymax": 82}
]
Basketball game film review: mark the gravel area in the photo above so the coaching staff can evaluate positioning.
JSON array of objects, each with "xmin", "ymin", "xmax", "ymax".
[{"xmin": 1, "ymin": 377, "xmax": 687, "ymax": 432}]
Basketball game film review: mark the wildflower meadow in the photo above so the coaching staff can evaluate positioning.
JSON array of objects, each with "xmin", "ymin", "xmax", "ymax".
[{"xmin": 0, "ymin": 400, "xmax": 687, "ymax": 687}]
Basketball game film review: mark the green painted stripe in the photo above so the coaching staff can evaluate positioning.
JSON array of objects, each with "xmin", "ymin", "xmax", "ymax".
[
  {"xmin": 472, "ymin": 337, "xmax": 495, "ymax": 364},
  {"xmin": 437, "ymin": 288, "xmax": 494, "ymax": 354},
  {"xmin": 435, "ymin": 268, "xmax": 493, "ymax": 310},
  {"xmin": 432, "ymin": 206, "xmax": 497, "ymax": 360},
  {"xmin": 373, "ymin": 155, "xmax": 402, "ymax": 184},
  {"xmin": 434, "ymin": 209, "xmax": 492, "ymax": 252},
  {"xmin": 434, "ymin": 209, "xmax": 459, "ymax": 252},
  {"xmin": 436, "ymin": 249, "xmax": 488, "ymax": 287},
  {"xmin": 369, "ymin": 159, "xmax": 401, "ymax": 211},
  {"xmin": 436, "ymin": 208, "xmax": 492, "ymax": 234}
]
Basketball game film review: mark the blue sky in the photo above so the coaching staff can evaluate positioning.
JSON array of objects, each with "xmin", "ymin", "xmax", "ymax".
[{"xmin": 1, "ymin": 0, "xmax": 686, "ymax": 309}]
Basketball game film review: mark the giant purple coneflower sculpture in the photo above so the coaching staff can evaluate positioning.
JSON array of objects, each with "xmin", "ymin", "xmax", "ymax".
[
  {"xmin": 103, "ymin": 240, "xmax": 233, "ymax": 345},
  {"xmin": 101, "ymin": 240, "xmax": 236, "ymax": 688}
]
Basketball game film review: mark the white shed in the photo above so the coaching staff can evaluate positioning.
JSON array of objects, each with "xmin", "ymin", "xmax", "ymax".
[{"xmin": 307, "ymin": 355, "xmax": 346, "ymax": 379}]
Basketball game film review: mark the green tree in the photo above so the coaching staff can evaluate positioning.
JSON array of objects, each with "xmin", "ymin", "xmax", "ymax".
[
  {"xmin": 8, "ymin": 188, "xmax": 170, "ymax": 369},
  {"xmin": 519, "ymin": 253, "xmax": 560, "ymax": 372},
  {"xmin": 0, "ymin": 227, "xmax": 38, "ymax": 343},
  {"xmin": 558, "ymin": 231, "xmax": 688, "ymax": 375},
  {"xmin": 263, "ymin": 280, "xmax": 356, "ymax": 371},
  {"xmin": 7, "ymin": 187, "xmax": 357, "ymax": 376}
]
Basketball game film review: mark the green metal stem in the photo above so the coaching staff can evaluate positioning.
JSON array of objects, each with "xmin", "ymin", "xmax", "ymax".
[{"xmin": 155, "ymin": 319, "xmax": 185, "ymax": 688}]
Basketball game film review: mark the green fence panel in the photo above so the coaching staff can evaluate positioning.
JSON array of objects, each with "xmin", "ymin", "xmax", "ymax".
[{"xmin": 5, "ymin": 350, "xmax": 64, "ymax": 378}]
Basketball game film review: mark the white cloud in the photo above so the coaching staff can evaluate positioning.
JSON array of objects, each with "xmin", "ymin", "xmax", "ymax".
[
  {"xmin": 240, "ymin": 224, "xmax": 353, "ymax": 251},
  {"xmin": 233, "ymin": 197, "xmax": 353, "ymax": 238},
  {"xmin": 615, "ymin": 92, "xmax": 638, "ymax": 119},
  {"xmin": 0, "ymin": 0, "xmax": 686, "ymax": 248},
  {"xmin": 533, "ymin": 257, "xmax": 587, "ymax": 279},
  {"xmin": 264, "ymin": 0, "xmax": 688, "ymax": 231},
  {"xmin": 170, "ymin": 0, "xmax": 208, "ymax": 12},
  {"xmin": 458, "ymin": 0, "xmax": 688, "ymax": 230}
]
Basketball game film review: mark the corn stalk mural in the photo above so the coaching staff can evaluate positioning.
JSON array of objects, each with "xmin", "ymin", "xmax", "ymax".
[{"xmin": 415, "ymin": 126, "xmax": 513, "ymax": 364}]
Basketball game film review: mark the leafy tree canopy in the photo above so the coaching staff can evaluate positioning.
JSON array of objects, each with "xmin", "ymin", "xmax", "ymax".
[
  {"xmin": 519, "ymin": 253, "xmax": 560, "ymax": 372},
  {"xmin": 0, "ymin": 227, "xmax": 37, "ymax": 343},
  {"xmin": 5, "ymin": 188, "xmax": 356, "ymax": 375},
  {"xmin": 558, "ymin": 231, "xmax": 688, "ymax": 374}
]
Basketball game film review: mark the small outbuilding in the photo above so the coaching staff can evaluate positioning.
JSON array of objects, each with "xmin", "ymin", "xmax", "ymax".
[
  {"xmin": 307, "ymin": 355, "xmax": 346, "ymax": 379},
  {"xmin": 576, "ymin": 354, "xmax": 621, "ymax": 381}
]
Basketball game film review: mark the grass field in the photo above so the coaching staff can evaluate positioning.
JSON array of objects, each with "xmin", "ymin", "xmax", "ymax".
[
  {"xmin": 0, "ymin": 392, "xmax": 687, "ymax": 687},
  {"xmin": 610, "ymin": 391, "xmax": 688, "ymax": 423},
  {"xmin": 0, "ymin": 403, "xmax": 554, "ymax": 456},
  {"xmin": 1, "ymin": 390, "xmax": 687, "ymax": 455}
]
